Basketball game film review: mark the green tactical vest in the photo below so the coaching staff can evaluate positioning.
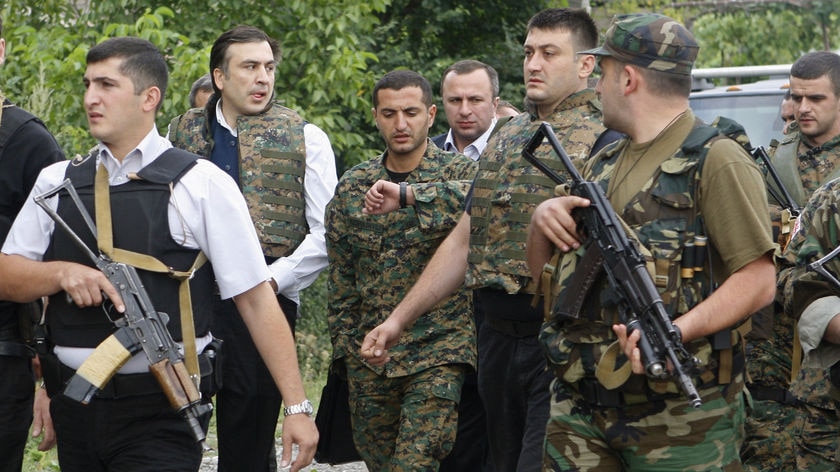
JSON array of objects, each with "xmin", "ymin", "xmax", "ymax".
[
  {"xmin": 465, "ymin": 90, "xmax": 605, "ymax": 294},
  {"xmin": 770, "ymin": 131, "xmax": 840, "ymax": 208},
  {"xmin": 169, "ymin": 101, "xmax": 309, "ymax": 258},
  {"xmin": 539, "ymin": 117, "xmax": 747, "ymax": 391}
]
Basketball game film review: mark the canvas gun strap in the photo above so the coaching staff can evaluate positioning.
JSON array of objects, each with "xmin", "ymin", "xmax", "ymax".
[{"xmin": 94, "ymin": 164, "xmax": 207, "ymax": 389}]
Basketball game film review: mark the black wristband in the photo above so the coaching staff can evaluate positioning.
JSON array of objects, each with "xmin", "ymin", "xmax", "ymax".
[{"xmin": 399, "ymin": 181, "xmax": 407, "ymax": 208}]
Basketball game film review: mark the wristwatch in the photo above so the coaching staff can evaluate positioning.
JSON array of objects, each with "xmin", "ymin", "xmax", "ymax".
[{"xmin": 283, "ymin": 399, "xmax": 314, "ymax": 417}]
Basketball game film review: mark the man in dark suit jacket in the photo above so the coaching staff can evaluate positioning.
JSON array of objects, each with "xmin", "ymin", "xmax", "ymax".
[{"xmin": 433, "ymin": 60, "xmax": 509, "ymax": 162}]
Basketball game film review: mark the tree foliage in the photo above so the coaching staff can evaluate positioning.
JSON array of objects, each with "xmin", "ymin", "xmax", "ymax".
[
  {"xmin": 690, "ymin": 1, "xmax": 840, "ymax": 68},
  {"xmin": 2, "ymin": 0, "xmax": 839, "ymax": 171},
  {"xmin": 0, "ymin": 0, "xmax": 389, "ymax": 172}
]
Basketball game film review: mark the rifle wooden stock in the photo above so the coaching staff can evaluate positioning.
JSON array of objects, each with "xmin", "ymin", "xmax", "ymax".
[{"xmin": 150, "ymin": 359, "xmax": 202, "ymax": 411}]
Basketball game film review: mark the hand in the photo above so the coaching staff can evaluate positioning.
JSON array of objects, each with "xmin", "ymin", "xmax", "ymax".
[
  {"xmin": 363, "ymin": 180, "xmax": 400, "ymax": 215},
  {"xmin": 359, "ymin": 317, "xmax": 404, "ymax": 366},
  {"xmin": 59, "ymin": 262, "xmax": 124, "ymax": 312},
  {"xmin": 279, "ymin": 413, "xmax": 319, "ymax": 472},
  {"xmin": 31, "ymin": 386, "xmax": 56, "ymax": 451},
  {"xmin": 530, "ymin": 196, "xmax": 590, "ymax": 252},
  {"xmin": 613, "ymin": 323, "xmax": 646, "ymax": 375}
]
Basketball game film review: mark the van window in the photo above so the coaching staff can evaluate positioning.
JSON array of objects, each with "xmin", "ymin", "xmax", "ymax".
[{"xmin": 690, "ymin": 92, "xmax": 786, "ymax": 148}]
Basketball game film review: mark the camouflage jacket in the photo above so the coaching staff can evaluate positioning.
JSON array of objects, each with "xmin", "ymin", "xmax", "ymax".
[
  {"xmin": 770, "ymin": 130, "xmax": 840, "ymax": 208},
  {"xmin": 749, "ymin": 132, "xmax": 840, "ymax": 391},
  {"xmin": 465, "ymin": 89, "xmax": 605, "ymax": 296},
  {"xmin": 540, "ymin": 114, "xmax": 760, "ymax": 394},
  {"xmin": 168, "ymin": 98, "xmax": 308, "ymax": 258},
  {"xmin": 326, "ymin": 142, "xmax": 477, "ymax": 377},
  {"xmin": 779, "ymin": 178, "xmax": 840, "ymax": 409}
]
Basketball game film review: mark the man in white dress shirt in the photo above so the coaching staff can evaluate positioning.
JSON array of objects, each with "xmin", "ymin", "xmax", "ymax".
[
  {"xmin": 0, "ymin": 36, "xmax": 317, "ymax": 472},
  {"xmin": 167, "ymin": 26, "xmax": 337, "ymax": 472}
]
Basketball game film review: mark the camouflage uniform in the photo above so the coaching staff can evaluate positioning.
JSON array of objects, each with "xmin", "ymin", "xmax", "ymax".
[
  {"xmin": 326, "ymin": 141, "xmax": 477, "ymax": 471},
  {"xmin": 777, "ymin": 178, "xmax": 840, "ymax": 469},
  {"xmin": 466, "ymin": 90, "xmax": 605, "ymax": 294},
  {"xmin": 540, "ymin": 14, "xmax": 775, "ymax": 471},
  {"xmin": 743, "ymin": 130, "xmax": 840, "ymax": 471},
  {"xmin": 463, "ymin": 88, "xmax": 605, "ymax": 471}
]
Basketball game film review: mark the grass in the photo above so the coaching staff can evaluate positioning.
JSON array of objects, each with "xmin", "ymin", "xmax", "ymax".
[{"xmin": 22, "ymin": 274, "xmax": 332, "ymax": 472}]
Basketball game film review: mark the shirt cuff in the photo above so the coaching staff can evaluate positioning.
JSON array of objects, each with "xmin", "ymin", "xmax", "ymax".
[{"xmin": 800, "ymin": 295, "xmax": 840, "ymax": 368}]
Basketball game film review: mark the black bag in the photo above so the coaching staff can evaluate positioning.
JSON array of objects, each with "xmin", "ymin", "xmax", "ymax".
[{"xmin": 314, "ymin": 361, "xmax": 361, "ymax": 465}]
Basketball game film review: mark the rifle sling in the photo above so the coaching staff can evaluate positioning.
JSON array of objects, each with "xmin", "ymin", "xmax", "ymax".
[
  {"xmin": 595, "ymin": 340, "xmax": 633, "ymax": 390},
  {"xmin": 95, "ymin": 165, "xmax": 206, "ymax": 389}
]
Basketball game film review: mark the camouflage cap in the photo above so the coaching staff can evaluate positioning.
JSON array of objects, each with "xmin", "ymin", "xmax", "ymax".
[{"xmin": 581, "ymin": 13, "xmax": 698, "ymax": 76}]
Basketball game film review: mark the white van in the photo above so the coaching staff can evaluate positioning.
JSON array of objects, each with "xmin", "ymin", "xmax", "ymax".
[{"xmin": 689, "ymin": 64, "xmax": 790, "ymax": 148}]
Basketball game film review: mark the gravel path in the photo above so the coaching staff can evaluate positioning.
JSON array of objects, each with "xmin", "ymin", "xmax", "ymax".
[{"xmin": 198, "ymin": 440, "xmax": 368, "ymax": 472}]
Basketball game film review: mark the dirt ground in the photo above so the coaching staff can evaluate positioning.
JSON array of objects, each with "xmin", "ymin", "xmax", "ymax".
[{"xmin": 198, "ymin": 441, "xmax": 368, "ymax": 472}]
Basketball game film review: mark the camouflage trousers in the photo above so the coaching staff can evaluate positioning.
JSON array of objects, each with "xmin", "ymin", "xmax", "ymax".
[
  {"xmin": 543, "ymin": 377, "xmax": 746, "ymax": 471},
  {"xmin": 741, "ymin": 396, "xmax": 798, "ymax": 471},
  {"xmin": 344, "ymin": 355, "xmax": 464, "ymax": 472},
  {"xmin": 792, "ymin": 402, "xmax": 839, "ymax": 471}
]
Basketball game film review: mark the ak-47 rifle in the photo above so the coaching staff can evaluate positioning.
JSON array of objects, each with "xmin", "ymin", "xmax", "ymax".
[
  {"xmin": 752, "ymin": 145, "xmax": 801, "ymax": 217},
  {"xmin": 523, "ymin": 122, "xmax": 702, "ymax": 408},
  {"xmin": 807, "ymin": 245, "xmax": 840, "ymax": 291},
  {"xmin": 34, "ymin": 179, "xmax": 211, "ymax": 447},
  {"xmin": 752, "ymin": 146, "xmax": 801, "ymax": 251}
]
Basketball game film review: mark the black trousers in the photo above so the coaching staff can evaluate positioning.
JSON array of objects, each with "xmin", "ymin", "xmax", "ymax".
[
  {"xmin": 212, "ymin": 294, "xmax": 297, "ymax": 472},
  {"xmin": 51, "ymin": 392, "xmax": 205, "ymax": 472},
  {"xmin": 439, "ymin": 296, "xmax": 493, "ymax": 472},
  {"xmin": 0, "ymin": 354, "xmax": 34, "ymax": 472}
]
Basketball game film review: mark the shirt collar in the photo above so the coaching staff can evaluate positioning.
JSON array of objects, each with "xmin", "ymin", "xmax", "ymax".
[
  {"xmin": 215, "ymin": 98, "xmax": 237, "ymax": 137},
  {"xmin": 442, "ymin": 118, "xmax": 496, "ymax": 161},
  {"xmin": 95, "ymin": 127, "xmax": 173, "ymax": 185}
]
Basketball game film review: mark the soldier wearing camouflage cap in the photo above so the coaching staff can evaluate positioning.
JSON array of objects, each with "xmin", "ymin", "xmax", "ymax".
[
  {"xmin": 168, "ymin": 25, "xmax": 337, "ymax": 472},
  {"xmin": 528, "ymin": 13, "xmax": 776, "ymax": 470}
]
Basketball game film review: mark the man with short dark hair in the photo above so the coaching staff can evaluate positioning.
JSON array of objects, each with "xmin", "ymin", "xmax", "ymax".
[
  {"xmin": 744, "ymin": 50, "xmax": 840, "ymax": 472},
  {"xmin": 432, "ymin": 59, "xmax": 500, "ymax": 161},
  {"xmin": 0, "ymin": 36, "xmax": 317, "ymax": 472},
  {"xmin": 528, "ymin": 13, "xmax": 775, "ymax": 470},
  {"xmin": 327, "ymin": 69, "xmax": 476, "ymax": 471},
  {"xmin": 360, "ymin": 9, "xmax": 608, "ymax": 471},
  {"xmin": 169, "ymin": 25, "xmax": 336, "ymax": 472}
]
